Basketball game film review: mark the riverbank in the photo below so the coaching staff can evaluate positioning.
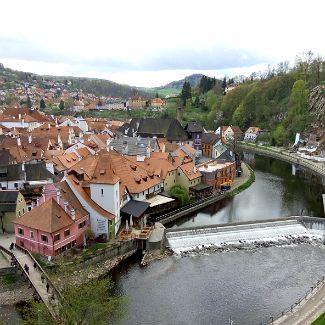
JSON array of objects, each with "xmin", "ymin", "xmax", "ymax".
[
  {"xmin": 51, "ymin": 248, "xmax": 138, "ymax": 291},
  {"xmin": 0, "ymin": 273, "xmax": 32, "ymax": 305},
  {"xmin": 239, "ymin": 142, "xmax": 325, "ymax": 178}
]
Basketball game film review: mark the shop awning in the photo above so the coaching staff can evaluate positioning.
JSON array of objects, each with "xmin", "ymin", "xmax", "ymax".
[{"xmin": 120, "ymin": 200, "xmax": 150, "ymax": 218}]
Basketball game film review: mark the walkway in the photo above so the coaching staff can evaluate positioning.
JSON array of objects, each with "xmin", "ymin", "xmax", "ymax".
[
  {"xmin": 0, "ymin": 234, "xmax": 61, "ymax": 321},
  {"xmin": 274, "ymin": 278, "xmax": 325, "ymax": 325},
  {"xmin": 239, "ymin": 142, "xmax": 325, "ymax": 178}
]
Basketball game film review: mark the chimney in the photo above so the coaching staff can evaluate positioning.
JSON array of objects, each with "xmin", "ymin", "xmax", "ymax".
[
  {"xmin": 18, "ymin": 113, "xmax": 21, "ymax": 119},
  {"xmin": 21, "ymin": 161, "xmax": 25, "ymax": 172},
  {"xmin": 64, "ymin": 200, "xmax": 69, "ymax": 212},
  {"xmin": 48, "ymin": 123, "xmax": 51, "ymax": 129},
  {"xmin": 28, "ymin": 134, "xmax": 32, "ymax": 144},
  {"xmin": 56, "ymin": 188, "xmax": 60, "ymax": 204},
  {"xmin": 71, "ymin": 208, "xmax": 76, "ymax": 221}
]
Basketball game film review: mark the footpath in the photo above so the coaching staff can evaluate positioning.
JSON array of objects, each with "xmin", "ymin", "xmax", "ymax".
[{"xmin": 239, "ymin": 142, "xmax": 325, "ymax": 178}]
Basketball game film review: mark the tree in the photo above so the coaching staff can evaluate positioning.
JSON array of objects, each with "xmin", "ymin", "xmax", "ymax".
[
  {"xmin": 180, "ymin": 81, "xmax": 191, "ymax": 106},
  {"xmin": 170, "ymin": 184, "xmax": 190, "ymax": 205},
  {"xmin": 59, "ymin": 100, "xmax": 65, "ymax": 110},
  {"xmin": 40, "ymin": 98, "xmax": 46, "ymax": 110},
  {"xmin": 26, "ymin": 96, "xmax": 32, "ymax": 109},
  {"xmin": 21, "ymin": 276, "xmax": 125, "ymax": 325},
  {"xmin": 222, "ymin": 77, "xmax": 227, "ymax": 92}
]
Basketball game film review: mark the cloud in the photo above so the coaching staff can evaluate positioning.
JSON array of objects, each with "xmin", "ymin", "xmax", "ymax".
[{"xmin": 0, "ymin": 35, "xmax": 270, "ymax": 74}]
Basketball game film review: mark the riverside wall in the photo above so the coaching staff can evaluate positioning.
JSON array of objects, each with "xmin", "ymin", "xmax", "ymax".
[{"xmin": 238, "ymin": 142, "xmax": 325, "ymax": 178}]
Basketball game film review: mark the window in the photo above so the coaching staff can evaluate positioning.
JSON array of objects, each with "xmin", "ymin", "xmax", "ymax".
[
  {"xmin": 41, "ymin": 235, "xmax": 48, "ymax": 242},
  {"xmin": 64, "ymin": 229, "xmax": 70, "ymax": 237},
  {"xmin": 78, "ymin": 221, "xmax": 86, "ymax": 229},
  {"xmin": 30, "ymin": 231, "xmax": 34, "ymax": 238},
  {"xmin": 54, "ymin": 233, "xmax": 60, "ymax": 242},
  {"xmin": 178, "ymin": 173, "xmax": 180, "ymax": 176},
  {"xmin": 101, "ymin": 189, "xmax": 104, "ymax": 196},
  {"xmin": 14, "ymin": 182, "xmax": 18, "ymax": 188},
  {"xmin": 22, "ymin": 208, "xmax": 25, "ymax": 214},
  {"xmin": 18, "ymin": 228, "xmax": 24, "ymax": 235}
]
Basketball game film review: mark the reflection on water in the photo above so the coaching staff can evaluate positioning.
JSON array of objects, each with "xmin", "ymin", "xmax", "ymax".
[{"xmin": 172, "ymin": 153, "xmax": 325, "ymax": 228}]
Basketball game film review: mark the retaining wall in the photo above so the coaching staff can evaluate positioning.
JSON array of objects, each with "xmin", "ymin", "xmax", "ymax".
[{"xmin": 239, "ymin": 143, "xmax": 325, "ymax": 178}]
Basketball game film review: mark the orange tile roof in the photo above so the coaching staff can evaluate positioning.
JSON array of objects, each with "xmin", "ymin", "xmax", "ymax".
[
  {"xmin": 13, "ymin": 198, "xmax": 74, "ymax": 233},
  {"xmin": 179, "ymin": 162, "xmax": 201, "ymax": 180}
]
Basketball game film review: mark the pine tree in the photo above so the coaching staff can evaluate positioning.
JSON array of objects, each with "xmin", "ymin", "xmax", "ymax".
[
  {"xmin": 180, "ymin": 81, "xmax": 191, "ymax": 106},
  {"xmin": 26, "ymin": 96, "xmax": 32, "ymax": 109},
  {"xmin": 40, "ymin": 98, "xmax": 46, "ymax": 109},
  {"xmin": 59, "ymin": 100, "xmax": 65, "ymax": 110}
]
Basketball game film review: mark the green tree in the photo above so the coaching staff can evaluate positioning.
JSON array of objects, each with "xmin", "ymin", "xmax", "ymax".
[
  {"xmin": 170, "ymin": 184, "xmax": 190, "ymax": 205},
  {"xmin": 40, "ymin": 98, "xmax": 46, "ymax": 110},
  {"xmin": 59, "ymin": 100, "xmax": 65, "ymax": 110},
  {"xmin": 21, "ymin": 276, "xmax": 125, "ymax": 325},
  {"xmin": 180, "ymin": 81, "xmax": 191, "ymax": 106},
  {"xmin": 26, "ymin": 96, "xmax": 32, "ymax": 109}
]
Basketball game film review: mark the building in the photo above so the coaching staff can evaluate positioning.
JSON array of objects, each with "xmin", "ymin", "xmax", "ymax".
[
  {"xmin": 223, "ymin": 125, "xmax": 243, "ymax": 143},
  {"xmin": 201, "ymin": 133, "xmax": 222, "ymax": 157},
  {"xmin": 122, "ymin": 118, "xmax": 189, "ymax": 144},
  {"xmin": 184, "ymin": 122, "xmax": 203, "ymax": 154},
  {"xmin": 149, "ymin": 98, "xmax": 166, "ymax": 110},
  {"xmin": 127, "ymin": 96, "xmax": 146, "ymax": 110},
  {"xmin": 0, "ymin": 190, "xmax": 27, "ymax": 233},
  {"xmin": 244, "ymin": 127, "xmax": 262, "ymax": 142},
  {"xmin": 13, "ymin": 197, "xmax": 89, "ymax": 257},
  {"xmin": 108, "ymin": 137, "xmax": 159, "ymax": 157},
  {"xmin": 197, "ymin": 160, "xmax": 236, "ymax": 190}
]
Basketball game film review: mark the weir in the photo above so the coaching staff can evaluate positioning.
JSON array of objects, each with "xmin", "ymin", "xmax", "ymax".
[{"xmin": 165, "ymin": 216, "xmax": 325, "ymax": 253}]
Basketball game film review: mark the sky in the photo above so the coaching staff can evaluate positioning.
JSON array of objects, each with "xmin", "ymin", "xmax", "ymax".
[{"xmin": 1, "ymin": 0, "xmax": 325, "ymax": 87}]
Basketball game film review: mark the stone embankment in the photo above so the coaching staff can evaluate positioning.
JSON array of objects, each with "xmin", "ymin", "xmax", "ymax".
[
  {"xmin": 140, "ymin": 248, "xmax": 173, "ymax": 266},
  {"xmin": 0, "ymin": 280, "xmax": 32, "ymax": 305},
  {"xmin": 239, "ymin": 142, "xmax": 325, "ymax": 178},
  {"xmin": 53, "ymin": 249, "xmax": 137, "ymax": 290}
]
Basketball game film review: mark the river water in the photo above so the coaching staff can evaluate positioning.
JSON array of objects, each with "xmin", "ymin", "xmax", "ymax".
[{"xmin": 112, "ymin": 154, "xmax": 325, "ymax": 325}]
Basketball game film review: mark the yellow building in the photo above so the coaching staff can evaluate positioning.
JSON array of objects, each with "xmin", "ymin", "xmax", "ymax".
[{"xmin": 0, "ymin": 190, "xmax": 27, "ymax": 233}]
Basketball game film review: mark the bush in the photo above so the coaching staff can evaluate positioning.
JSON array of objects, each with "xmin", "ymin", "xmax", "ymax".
[{"xmin": 169, "ymin": 184, "xmax": 190, "ymax": 205}]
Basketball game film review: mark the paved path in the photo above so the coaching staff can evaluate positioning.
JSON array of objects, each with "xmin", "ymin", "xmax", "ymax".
[
  {"xmin": 274, "ymin": 279, "xmax": 325, "ymax": 325},
  {"xmin": 0, "ymin": 234, "xmax": 60, "ymax": 319}
]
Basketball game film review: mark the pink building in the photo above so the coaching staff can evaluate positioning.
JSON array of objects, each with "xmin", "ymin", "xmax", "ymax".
[{"xmin": 13, "ymin": 182, "xmax": 89, "ymax": 257}]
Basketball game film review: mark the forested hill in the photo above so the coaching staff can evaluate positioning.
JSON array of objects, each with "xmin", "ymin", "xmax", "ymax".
[
  {"xmin": 189, "ymin": 52, "xmax": 325, "ymax": 145},
  {"xmin": 0, "ymin": 64, "xmax": 150, "ymax": 98},
  {"xmin": 160, "ymin": 73, "xmax": 204, "ymax": 89}
]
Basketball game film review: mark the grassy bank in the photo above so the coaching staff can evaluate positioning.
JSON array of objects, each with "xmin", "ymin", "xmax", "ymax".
[{"xmin": 312, "ymin": 313, "xmax": 325, "ymax": 325}]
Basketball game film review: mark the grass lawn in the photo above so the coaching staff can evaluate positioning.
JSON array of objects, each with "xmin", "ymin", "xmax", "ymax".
[
  {"xmin": 80, "ymin": 242, "xmax": 110, "ymax": 259},
  {"xmin": 312, "ymin": 313, "xmax": 325, "ymax": 325}
]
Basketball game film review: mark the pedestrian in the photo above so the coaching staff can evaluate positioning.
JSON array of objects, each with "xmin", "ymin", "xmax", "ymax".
[
  {"xmin": 41, "ymin": 274, "xmax": 44, "ymax": 283},
  {"xmin": 46, "ymin": 283, "xmax": 50, "ymax": 293},
  {"xmin": 33, "ymin": 262, "xmax": 37, "ymax": 270},
  {"xmin": 9, "ymin": 242, "xmax": 14, "ymax": 251},
  {"xmin": 24, "ymin": 264, "xmax": 29, "ymax": 274}
]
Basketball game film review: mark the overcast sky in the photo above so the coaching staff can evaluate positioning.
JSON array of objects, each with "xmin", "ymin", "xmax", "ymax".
[{"xmin": 1, "ymin": 0, "xmax": 325, "ymax": 87}]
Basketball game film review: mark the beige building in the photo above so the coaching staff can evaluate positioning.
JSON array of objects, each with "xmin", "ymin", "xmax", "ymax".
[{"xmin": 0, "ymin": 190, "xmax": 27, "ymax": 233}]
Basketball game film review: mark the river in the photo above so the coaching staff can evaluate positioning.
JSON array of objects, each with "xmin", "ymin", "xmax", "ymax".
[{"xmin": 112, "ymin": 154, "xmax": 325, "ymax": 325}]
